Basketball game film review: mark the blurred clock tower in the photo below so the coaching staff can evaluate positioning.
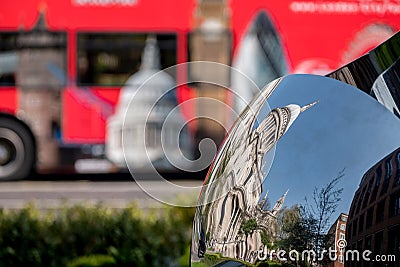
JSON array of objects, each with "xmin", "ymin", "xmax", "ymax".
[{"xmin": 190, "ymin": 0, "xmax": 232, "ymax": 150}]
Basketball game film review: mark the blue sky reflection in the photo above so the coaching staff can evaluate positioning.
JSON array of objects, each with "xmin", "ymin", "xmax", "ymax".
[{"xmin": 259, "ymin": 74, "xmax": 400, "ymax": 220}]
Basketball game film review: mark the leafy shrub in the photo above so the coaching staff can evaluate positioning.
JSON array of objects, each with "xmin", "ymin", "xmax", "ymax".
[
  {"xmin": 0, "ymin": 203, "xmax": 195, "ymax": 267},
  {"xmin": 204, "ymin": 253, "xmax": 219, "ymax": 262},
  {"xmin": 67, "ymin": 254, "xmax": 116, "ymax": 267},
  {"xmin": 179, "ymin": 245, "xmax": 191, "ymax": 267}
]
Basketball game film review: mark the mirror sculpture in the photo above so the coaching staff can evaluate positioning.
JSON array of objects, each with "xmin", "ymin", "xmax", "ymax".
[{"xmin": 191, "ymin": 33, "xmax": 400, "ymax": 267}]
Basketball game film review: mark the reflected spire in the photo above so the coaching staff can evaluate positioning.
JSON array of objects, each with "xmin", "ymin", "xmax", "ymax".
[
  {"xmin": 259, "ymin": 190, "xmax": 269, "ymax": 209},
  {"xmin": 262, "ymin": 190, "xmax": 269, "ymax": 201},
  {"xmin": 256, "ymin": 100, "xmax": 318, "ymax": 152},
  {"xmin": 271, "ymin": 189, "xmax": 289, "ymax": 216},
  {"xmin": 285, "ymin": 101, "xmax": 318, "ymax": 131},
  {"xmin": 300, "ymin": 101, "xmax": 319, "ymax": 112}
]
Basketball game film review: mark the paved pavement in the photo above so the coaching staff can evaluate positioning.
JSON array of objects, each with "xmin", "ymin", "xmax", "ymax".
[{"xmin": 0, "ymin": 179, "xmax": 203, "ymax": 210}]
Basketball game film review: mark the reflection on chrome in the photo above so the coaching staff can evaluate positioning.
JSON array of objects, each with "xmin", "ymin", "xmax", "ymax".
[
  {"xmin": 201, "ymin": 103, "xmax": 316, "ymax": 261},
  {"xmin": 191, "ymin": 73, "xmax": 400, "ymax": 266},
  {"xmin": 327, "ymin": 32, "xmax": 400, "ymax": 118},
  {"xmin": 193, "ymin": 77, "xmax": 318, "ymax": 264},
  {"xmin": 372, "ymin": 59, "xmax": 400, "ymax": 117},
  {"xmin": 347, "ymin": 147, "xmax": 400, "ymax": 263},
  {"xmin": 192, "ymin": 33, "xmax": 400, "ymax": 267}
]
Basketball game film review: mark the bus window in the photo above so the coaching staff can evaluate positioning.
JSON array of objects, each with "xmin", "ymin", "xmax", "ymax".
[
  {"xmin": 0, "ymin": 33, "xmax": 18, "ymax": 86},
  {"xmin": 77, "ymin": 33, "xmax": 177, "ymax": 86}
]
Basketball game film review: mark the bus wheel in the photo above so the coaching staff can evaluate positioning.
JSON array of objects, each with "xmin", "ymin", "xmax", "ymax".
[{"xmin": 0, "ymin": 118, "xmax": 35, "ymax": 181}]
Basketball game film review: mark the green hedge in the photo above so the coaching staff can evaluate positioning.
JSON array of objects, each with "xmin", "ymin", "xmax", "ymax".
[
  {"xmin": 0, "ymin": 203, "xmax": 195, "ymax": 267},
  {"xmin": 67, "ymin": 254, "xmax": 116, "ymax": 267}
]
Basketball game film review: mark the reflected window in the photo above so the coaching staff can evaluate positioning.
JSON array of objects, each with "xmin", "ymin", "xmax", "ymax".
[
  {"xmin": 365, "ymin": 236, "xmax": 372, "ymax": 250},
  {"xmin": 350, "ymin": 192, "xmax": 360, "ymax": 217},
  {"xmin": 388, "ymin": 226, "xmax": 400, "ymax": 264},
  {"xmin": 364, "ymin": 179, "xmax": 373, "ymax": 208},
  {"xmin": 381, "ymin": 180, "xmax": 389, "ymax": 196},
  {"xmin": 396, "ymin": 152, "xmax": 400, "ymax": 187},
  {"xmin": 0, "ymin": 32, "xmax": 18, "ymax": 86},
  {"xmin": 356, "ymin": 187, "xmax": 366, "ymax": 214},
  {"xmin": 347, "ymin": 223, "xmax": 352, "ymax": 238},
  {"xmin": 376, "ymin": 200, "xmax": 385, "ymax": 223},
  {"xmin": 372, "ymin": 169, "xmax": 382, "ymax": 199},
  {"xmin": 77, "ymin": 33, "xmax": 177, "ymax": 86},
  {"xmin": 358, "ymin": 213, "xmax": 364, "ymax": 234},
  {"xmin": 352, "ymin": 219, "xmax": 358, "ymax": 236},
  {"xmin": 376, "ymin": 166, "xmax": 382, "ymax": 187},
  {"xmin": 397, "ymin": 152, "xmax": 400, "ymax": 170},
  {"xmin": 374, "ymin": 231, "xmax": 384, "ymax": 255},
  {"xmin": 219, "ymin": 196, "xmax": 228, "ymax": 226},
  {"xmin": 366, "ymin": 207, "xmax": 373, "ymax": 229},
  {"xmin": 339, "ymin": 233, "xmax": 345, "ymax": 240},
  {"xmin": 389, "ymin": 193, "xmax": 400, "ymax": 217},
  {"xmin": 386, "ymin": 159, "xmax": 392, "ymax": 179},
  {"xmin": 380, "ymin": 159, "xmax": 392, "ymax": 195},
  {"xmin": 369, "ymin": 176, "xmax": 376, "ymax": 201},
  {"xmin": 357, "ymin": 239, "xmax": 363, "ymax": 250},
  {"xmin": 396, "ymin": 172, "xmax": 400, "ymax": 187},
  {"xmin": 338, "ymin": 255, "xmax": 344, "ymax": 263}
]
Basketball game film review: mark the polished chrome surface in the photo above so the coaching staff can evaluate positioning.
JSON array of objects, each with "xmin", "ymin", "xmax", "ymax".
[
  {"xmin": 191, "ymin": 73, "xmax": 400, "ymax": 266},
  {"xmin": 327, "ymin": 32, "xmax": 400, "ymax": 117},
  {"xmin": 371, "ymin": 59, "xmax": 400, "ymax": 117}
]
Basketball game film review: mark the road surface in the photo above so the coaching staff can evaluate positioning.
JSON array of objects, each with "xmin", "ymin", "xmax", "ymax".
[{"xmin": 0, "ymin": 178, "xmax": 203, "ymax": 210}]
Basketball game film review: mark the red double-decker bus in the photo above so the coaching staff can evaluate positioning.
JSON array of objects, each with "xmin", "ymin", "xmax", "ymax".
[
  {"xmin": 0, "ymin": 0, "xmax": 399, "ymax": 180},
  {"xmin": 0, "ymin": 0, "xmax": 200, "ymax": 180}
]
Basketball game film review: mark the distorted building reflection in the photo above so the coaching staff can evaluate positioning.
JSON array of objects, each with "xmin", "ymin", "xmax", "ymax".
[
  {"xmin": 347, "ymin": 147, "xmax": 400, "ymax": 267},
  {"xmin": 195, "ymin": 78, "xmax": 318, "ymax": 263},
  {"xmin": 327, "ymin": 32, "xmax": 400, "ymax": 118},
  {"xmin": 192, "ymin": 72, "xmax": 400, "ymax": 267},
  {"xmin": 326, "ymin": 213, "xmax": 348, "ymax": 267},
  {"xmin": 371, "ymin": 60, "xmax": 400, "ymax": 117}
]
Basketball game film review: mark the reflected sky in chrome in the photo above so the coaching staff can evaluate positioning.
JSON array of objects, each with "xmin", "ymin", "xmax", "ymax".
[{"xmin": 260, "ymin": 74, "xmax": 400, "ymax": 214}]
